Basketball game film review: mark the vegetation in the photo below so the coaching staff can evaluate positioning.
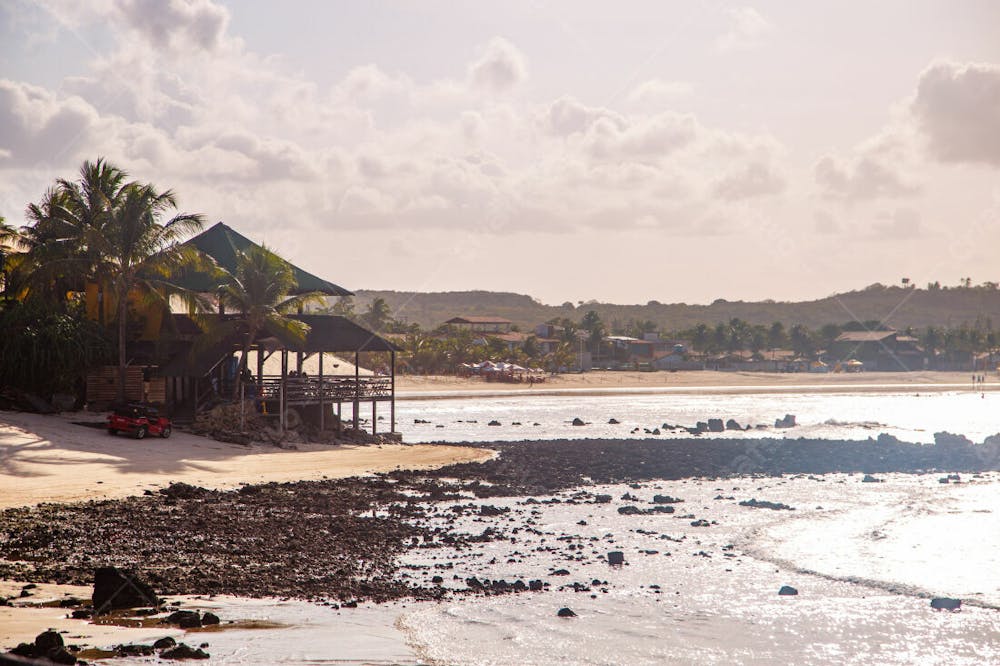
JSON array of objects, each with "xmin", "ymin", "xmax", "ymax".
[
  {"xmin": 200, "ymin": 245, "xmax": 325, "ymax": 399},
  {"xmin": 10, "ymin": 158, "xmax": 206, "ymax": 401}
]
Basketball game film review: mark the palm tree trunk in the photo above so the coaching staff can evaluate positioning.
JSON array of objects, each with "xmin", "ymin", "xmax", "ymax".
[{"xmin": 117, "ymin": 288, "xmax": 127, "ymax": 403}]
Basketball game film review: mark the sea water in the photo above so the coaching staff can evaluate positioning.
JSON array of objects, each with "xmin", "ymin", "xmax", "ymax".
[{"xmin": 395, "ymin": 389, "xmax": 1000, "ymax": 444}]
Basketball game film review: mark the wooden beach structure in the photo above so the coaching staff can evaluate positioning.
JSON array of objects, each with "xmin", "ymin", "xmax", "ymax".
[{"xmin": 113, "ymin": 222, "xmax": 402, "ymax": 435}]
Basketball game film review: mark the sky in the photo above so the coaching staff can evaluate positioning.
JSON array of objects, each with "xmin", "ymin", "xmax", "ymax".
[{"xmin": 1, "ymin": 1, "xmax": 999, "ymax": 306}]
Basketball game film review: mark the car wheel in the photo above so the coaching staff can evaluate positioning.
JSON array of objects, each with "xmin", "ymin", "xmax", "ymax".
[
  {"xmin": 135, "ymin": 426, "xmax": 147, "ymax": 440},
  {"xmin": 160, "ymin": 426, "xmax": 172, "ymax": 439},
  {"xmin": 108, "ymin": 429, "xmax": 117, "ymax": 436}
]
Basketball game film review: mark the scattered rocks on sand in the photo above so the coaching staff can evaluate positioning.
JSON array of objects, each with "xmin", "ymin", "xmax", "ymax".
[
  {"xmin": 557, "ymin": 607, "xmax": 577, "ymax": 617},
  {"xmin": 778, "ymin": 585, "xmax": 798, "ymax": 596},
  {"xmin": 930, "ymin": 597, "xmax": 961, "ymax": 610},
  {"xmin": 7, "ymin": 630, "xmax": 76, "ymax": 664}
]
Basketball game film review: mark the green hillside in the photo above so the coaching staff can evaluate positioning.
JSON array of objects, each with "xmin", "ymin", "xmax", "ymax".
[{"xmin": 350, "ymin": 284, "xmax": 1000, "ymax": 333}]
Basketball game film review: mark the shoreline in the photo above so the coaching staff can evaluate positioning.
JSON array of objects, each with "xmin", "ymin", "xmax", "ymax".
[{"xmin": 395, "ymin": 370, "xmax": 998, "ymax": 400}]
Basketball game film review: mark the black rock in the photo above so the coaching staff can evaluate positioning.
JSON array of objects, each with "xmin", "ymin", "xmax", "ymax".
[
  {"xmin": 557, "ymin": 607, "xmax": 577, "ymax": 617},
  {"xmin": 35, "ymin": 629, "xmax": 64, "ymax": 653},
  {"xmin": 861, "ymin": 474, "xmax": 883, "ymax": 483},
  {"xmin": 608, "ymin": 418, "xmax": 620, "ymax": 424},
  {"xmin": 154, "ymin": 637, "xmax": 178, "ymax": 650},
  {"xmin": 690, "ymin": 519, "xmax": 711, "ymax": 527},
  {"xmin": 617, "ymin": 505, "xmax": 643, "ymax": 515},
  {"xmin": 10, "ymin": 643, "xmax": 35, "ymax": 657},
  {"xmin": 594, "ymin": 494, "xmax": 612, "ymax": 503},
  {"xmin": 930, "ymin": 597, "xmax": 961, "ymax": 610},
  {"xmin": 551, "ymin": 569, "xmax": 570, "ymax": 576},
  {"xmin": 739, "ymin": 498, "xmax": 794, "ymax": 511},
  {"xmin": 201, "ymin": 612, "xmax": 220, "ymax": 625},
  {"xmin": 488, "ymin": 420, "xmax": 501, "ymax": 426},
  {"xmin": 93, "ymin": 567, "xmax": 158, "ymax": 614},
  {"xmin": 571, "ymin": 418, "xmax": 586, "ymax": 426},
  {"xmin": 607, "ymin": 551, "xmax": 625, "ymax": 565},
  {"xmin": 725, "ymin": 419, "xmax": 743, "ymax": 431},
  {"xmin": 778, "ymin": 585, "xmax": 798, "ymax": 596},
  {"xmin": 158, "ymin": 482, "xmax": 209, "ymax": 500},
  {"xmin": 707, "ymin": 418, "xmax": 724, "ymax": 432},
  {"xmin": 45, "ymin": 647, "xmax": 77, "ymax": 665},
  {"xmin": 528, "ymin": 579, "xmax": 544, "ymax": 591},
  {"xmin": 652, "ymin": 495, "xmax": 683, "ymax": 504},
  {"xmin": 160, "ymin": 643, "xmax": 210, "ymax": 660},
  {"xmin": 165, "ymin": 610, "xmax": 202, "ymax": 628},
  {"xmin": 71, "ymin": 609, "xmax": 93, "ymax": 619},
  {"xmin": 775, "ymin": 414, "xmax": 796, "ymax": 429}
]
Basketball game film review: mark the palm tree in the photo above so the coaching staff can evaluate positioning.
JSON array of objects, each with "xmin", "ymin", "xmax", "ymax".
[
  {"xmin": 203, "ymin": 245, "xmax": 325, "ymax": 399},
  {"xmin": 96, "ymin": 183, "xmax": 206, "ymax": 401}
]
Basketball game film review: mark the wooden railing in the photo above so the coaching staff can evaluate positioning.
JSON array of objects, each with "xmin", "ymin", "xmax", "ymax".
[{"xmin": 254, "ymin": 375, "xmax": 393, "ymax": 404}]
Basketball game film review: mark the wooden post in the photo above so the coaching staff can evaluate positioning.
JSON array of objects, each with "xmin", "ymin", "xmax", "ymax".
[
  {"xmin": 353, "ymin": 351, "xmax": 360, "ymax": 431},
  {"xmin": 318, "ymin": 353, "xmax": 325, "ymax": 431},
  {"xmin": 337, "ymin": 401, "xmax": 342, "ymax": 435},
  {"xmin": 280, "ymin": 349, "xmax": 287, "ymax": 432},
  {"xmin": 372, "ymin": 400, "xmax": 377, "ymax": 436},
  {"xmin": 390, "ymin": 350, "xmax": 396, "ymax": 434}
]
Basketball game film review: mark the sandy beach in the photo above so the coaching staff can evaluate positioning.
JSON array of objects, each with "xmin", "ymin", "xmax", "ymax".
[
  {"xmin": 395, "ymin": 370, "xmax": 995, "ymax": 397},
  {"xmin": 0, "ymin": 411, "xmax": 491, "ymax": 510}
]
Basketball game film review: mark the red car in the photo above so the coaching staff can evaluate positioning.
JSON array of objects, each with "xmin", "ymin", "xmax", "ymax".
[{"xmin": 107, "ymin": 403, "xmax": 172, "ymax": 439}]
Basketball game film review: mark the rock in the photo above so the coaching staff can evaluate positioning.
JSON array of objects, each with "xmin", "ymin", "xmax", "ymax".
[
  {"xmin": 651, "ymin": 495, "xmax": 683, "ymax": 504},
  {"xmin": 617, "ymin": 505, "xmax": 643, "ymax": 515},
  {"xmin": 607, "ymin": 551, "xmax": 625, "ymax": 565},
  {"xmin": 93, "ymin": 567, "xmax": 158, "ymax": 614},
  {"xmin": 160, "ymin": 643, "xmax": 210, "ymax": 660},
  {"xmin": 690, "ymin": 519, "xmax": 711, "ymax": 527},
  {"xmin": 71, "ymin": 609, "xmax": 93, "ymax": 619},
  {"xmin": 34, "ymin": 630, "xmax": 64, "ymax": 653},
  {"xmin": 707, "ymin": 418, "xmax": 724, "ymax": 432},
  {"xmin": 861, "ymin": 474, "xmax": 882, "ymax": 483},
  {"xmin": 778, "ymin": 585, "xmax": 798, "ymax": 596},
  {"xmin": 876, "ymin": 433, "xmax": 901, "ymax": 446},
  {"xmin": 725, "ymin": 419, "xmax": 743, "ymax": 431},
  {"xmin": 608, "ymin": 418, "xmax": 620, "ymax": 424},
  {"xmin": 154, "ymin": 637, "xmax": 178, "ymax": 650},
  {"xmin": 159, "ymin": 483, "xmax": 208, "ymax": 500},
  {"xmin": 45, "ymin": 647, "xmax": 77, "ymax": 664},
  {"xmin": 528, "ymin": 579, "xmax": 544, "ymax": 591},
  {"xmin": 431, "ymin": 576, "xmax": 444, "ymax": 584},
  {"xmin": 557, "ymin": 607, "xmax": 577, "ymax": 617},
  {"xmin": 551, "ymin": 569, "xmax": 570, "ymax": 576},
  {"xmin": 930, "ymin": 597, "xmax": 961, "ymax": 610},
  {"xmin": 479, "ymin": 504, "xmax": 509, "ymax": 517},
  {"xmin": 10, "ymin": 643, "xmax": 35, "ymax": 657},
  {"xmin": 571, "ymin": 418, "xmax": 586, "ymax": 426},
  {"xmin": 739, "ymin": 498, "xmax": 794, "ymax": 511},
  {"xmin": 775, "ymin": 414, "xmax": 796, "ymax": 429},
  {"xmin": 488, "ymin": 420, "xmax": 501, "ymax": 426},
  {"xmin": 165, "ymin": 610, "xmax": 202, "ymax": 628},
  {"xmin": 934, "ymin": 432, "xmax": 972, "ymax": 448},
  {"xmin": 695, "ymin": 421, "xmax": 709, "ymax": 432},
  {"xmin": 201, "ymin": 612, "xmax": 220, "ymax": 625}
]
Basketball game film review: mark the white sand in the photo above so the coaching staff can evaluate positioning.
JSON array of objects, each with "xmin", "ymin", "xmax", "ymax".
[{"xmin": 0, "ymin": 411, "xmax": 491, "ymax": 510}]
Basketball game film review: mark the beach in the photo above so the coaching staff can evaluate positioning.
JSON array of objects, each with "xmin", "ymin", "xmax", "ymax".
[
  {"xmin": 396, "ymin": 369, "xmax": 995, "ymax": 397},
  {"xmin": 4, "ymin": 383, "xmax": 1000, "ymax": 663}
]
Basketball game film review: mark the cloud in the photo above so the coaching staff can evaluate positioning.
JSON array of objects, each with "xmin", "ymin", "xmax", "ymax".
[
  {"xmin": 0, "ymin": 79, "xmax": 100, "ymax": 166},
  {"xmin": 912, "ymin": 61, "xmax": 1000, "ymax": 167},
  {"xmin": 711, "ymin": 161, "xmax": 785, "ymax": 201},
  {"xmin": 541, "ymin": 97, "xmax": 624, "ymax": 137},
  {"xmin": 468, "ymin": 37, "xmax": 528, "ymax": 93},
  {"xmin": 815, "ymin": 153, "xmax": 918, "ymax": 200},
  {"xmin": 583, "ymin": 112, "xmax": 699, "ymax": 161},
  {"xmin": 626, "ymin": 79, "xmax": 694, "ymax": 105},
  {"xmin": 113, "ymin": 0, "xmax": 230, "ymax": 52},
  {"xmin": 870, "ymin": 207, "xmax": 922, "ymax": 240},
  {"xmin": 716, "ymin": 7, "xmax": 773, "ymax": 52}
]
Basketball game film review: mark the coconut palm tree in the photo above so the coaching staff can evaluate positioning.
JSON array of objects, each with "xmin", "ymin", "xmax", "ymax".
[
  {"xmin": 202, "ymin": 245, "xmax": 325, "ymax": 399},
  {"xmin": 93, "ymin": 182, "xmax": 206, "ymax": 401}
]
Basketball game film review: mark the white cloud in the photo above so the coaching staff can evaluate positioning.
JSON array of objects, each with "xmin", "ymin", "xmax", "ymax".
[
  {"xmin": 0, "ymin": 79, "xmax": 100, "ymax": 166},
  {"xmin": 716, "ymin": 7, "xmax": 773, "ymax": 53},
  {"xmin": 626, "ymin": 79, "xmax": 694, "ymax": 106},
  {"xmin": 912, "ymin": 61, "xmax": 1000, "ymax": 167},
  {"xmin": 712, "ymin": 161, "xmax": 785, "ymax": 201},
  {"xmin": 113, "ymin": 0, "xmax": 230, "ymax": 52},
  {"xmin": 468, "ymin": 37, "xmax": 528, "ymax": 93}
]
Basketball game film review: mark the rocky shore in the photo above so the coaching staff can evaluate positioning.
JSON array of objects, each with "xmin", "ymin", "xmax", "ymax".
[{"xmin": 2, "ymin": 434, "xmax": 999, "ymax": 611}]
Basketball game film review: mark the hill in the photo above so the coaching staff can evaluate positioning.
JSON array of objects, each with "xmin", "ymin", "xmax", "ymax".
[{"xmin": 351, "ymin": 285, "xmax": 1000, "ymax": 333}]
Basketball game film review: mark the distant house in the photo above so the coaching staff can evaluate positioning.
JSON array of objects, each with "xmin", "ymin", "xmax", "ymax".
[
  {"xmin": 478, "ymin": 331, "xmax": 530, "ymax": 352},
  {"xmin": 829, "ymin": 330, "xmax": 926, "ymax": 371},
  {"xmin": 444, "ymin": 316, "xmax": 512, "ymax": 334}
]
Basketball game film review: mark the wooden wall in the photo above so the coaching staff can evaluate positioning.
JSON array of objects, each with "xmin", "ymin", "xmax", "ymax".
[{"xmin": 86, "ymin": 365, "xmax": 166, "ymax": 404}]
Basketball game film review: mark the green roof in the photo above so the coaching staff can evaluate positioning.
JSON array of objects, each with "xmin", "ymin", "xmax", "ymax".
[{"xmin": 176, "ymin": 222, "xmax": 352, "ymax": 296}]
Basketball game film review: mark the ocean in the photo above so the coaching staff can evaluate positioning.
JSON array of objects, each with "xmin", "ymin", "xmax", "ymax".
[{"xmin": 117, "ymin": 388, "xmax": 1000, "ymax": 664}]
